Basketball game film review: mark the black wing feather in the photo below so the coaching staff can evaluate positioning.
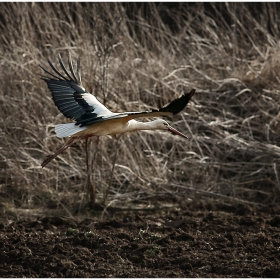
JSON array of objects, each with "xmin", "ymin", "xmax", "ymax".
[
  {"xmin": 41, "ymin": 55, "xmax": 104, "ymax": 122},
  {"xmin": 159, "ymin": 89, "xmax": 196, "ymax": 115},
  {"xmin": 76, "ymin": 58, "xmax": 82, "ymax": 85},
  {"xmin": 47, "ymin": 59, "xmax": 68, "ymax": 80},
  {"xmin": 39, "ymin": 65, "xmax": 62, "ymax": 80},
  {"xmin": 68, "ymin": 53, "xmax": 79, "ymax": 83},
  {"xmin": 121, "ymin": 89, "xmax": 196, "ymax": 120},
  {"xmin": 58, "ymin": 54, "xmax": 76, "ymax": 82}
]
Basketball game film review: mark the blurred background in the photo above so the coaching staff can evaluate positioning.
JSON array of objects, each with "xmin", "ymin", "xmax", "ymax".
[{"xmin": 1, "ymin": 2, "xmax": 280, "ymax": 222}]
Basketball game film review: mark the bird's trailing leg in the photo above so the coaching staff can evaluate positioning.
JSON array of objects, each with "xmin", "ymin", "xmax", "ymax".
[
  {"xmin": 102, "ymin": 135, "xmax": 120, "ymax": 204},
  {"xmin": 41, "ymin": 136, "xmax": 85, "ymax": 168},
  {"xmin": 85, "ymin": 137, "xmax": 96, "ymax": 205}
]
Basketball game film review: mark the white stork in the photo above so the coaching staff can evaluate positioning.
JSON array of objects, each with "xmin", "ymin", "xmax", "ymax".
[{"xmin": 40, "ymin": 54, "xmax": 195, "ymax": 167}]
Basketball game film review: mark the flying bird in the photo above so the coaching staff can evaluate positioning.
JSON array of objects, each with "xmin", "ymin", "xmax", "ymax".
[{"xmin": 40, "ymin": 54, "xmax": 195, "ymax": 167}]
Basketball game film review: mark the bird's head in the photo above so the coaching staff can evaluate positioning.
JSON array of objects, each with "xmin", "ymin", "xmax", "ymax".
[{"xmin": 154, "ymin": 119, "xmax": 188, "ymax": 139}]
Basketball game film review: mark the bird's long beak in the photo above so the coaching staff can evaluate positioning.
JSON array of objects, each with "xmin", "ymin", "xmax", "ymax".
[{"xmin": 167, "ymin": 125, "xmax": 188, "ymax": 139}]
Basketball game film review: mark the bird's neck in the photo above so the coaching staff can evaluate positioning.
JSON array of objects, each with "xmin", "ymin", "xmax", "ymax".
[{"xmin": 127, "ymin": 120, "xmax": 157, "ymax": 132}]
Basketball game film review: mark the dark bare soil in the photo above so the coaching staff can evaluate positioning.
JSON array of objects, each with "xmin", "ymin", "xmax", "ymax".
[{"xmin": 1, "ymin": 203, "xmax": 280, "ymax": 277}]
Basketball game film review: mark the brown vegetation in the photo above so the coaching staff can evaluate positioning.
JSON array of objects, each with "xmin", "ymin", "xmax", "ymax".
[{"xmin": 1, "ymin": 3, "xmax": 280, "ymax": 221}]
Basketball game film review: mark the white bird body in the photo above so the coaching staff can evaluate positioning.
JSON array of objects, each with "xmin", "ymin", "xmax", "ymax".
[
  {"xmin": 40, "ymin": 54, "xmax": 195, "ymax": 167},
  {"xmin": 55, "ymin": 119, "xmax": 171, "ymax": 138}
]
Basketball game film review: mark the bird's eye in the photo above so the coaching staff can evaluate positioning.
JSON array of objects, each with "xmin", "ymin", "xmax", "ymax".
[{"xmin": 163, "ymin": 122, "xmax": 168, "ymax": 126}]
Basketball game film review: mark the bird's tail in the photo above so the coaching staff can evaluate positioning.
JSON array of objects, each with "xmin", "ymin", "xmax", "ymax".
[
  {"xmin": 42, "ymin": 124, "xmax": 87, "ymax": 167},
  {"xmin": 55, "ymin": 123, "xmax": 86, "ymax": 138}
]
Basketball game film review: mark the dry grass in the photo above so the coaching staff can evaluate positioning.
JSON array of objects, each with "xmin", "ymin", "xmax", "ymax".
[{"xmin": 1, "ymin": 3, "xmax": 280, "ymax": 221}]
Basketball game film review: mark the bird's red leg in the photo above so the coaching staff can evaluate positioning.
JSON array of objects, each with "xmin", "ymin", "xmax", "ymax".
[{"xmin": 41, "ymin": 136, "xmax": 82, "ymax": 168}]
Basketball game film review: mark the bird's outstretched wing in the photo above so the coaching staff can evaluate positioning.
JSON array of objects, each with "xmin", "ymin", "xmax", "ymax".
[
  {"xmin": 40, "ymin": 54, "xmax": 113, "ymax": 123},
  {"xmin": 124, "ymin": 89, "xmax": 196, "ymax": 120},
  {"xmin": 41, "ymin": 55, "xmax": 195, "ymax": 127},
  {"xmin": 74, "ymin": 89, "xmax": 196, "ymax": 126}
]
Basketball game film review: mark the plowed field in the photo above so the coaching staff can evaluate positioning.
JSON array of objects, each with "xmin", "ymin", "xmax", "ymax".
[{"xmin": 1, "ymin": 204, "xmax": 280, "ymax": 277}]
